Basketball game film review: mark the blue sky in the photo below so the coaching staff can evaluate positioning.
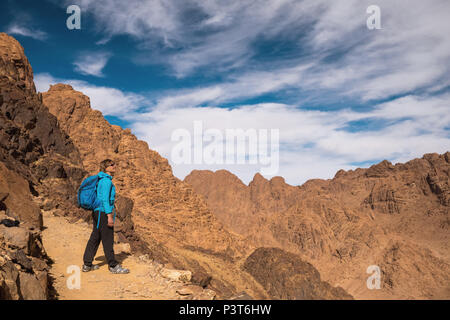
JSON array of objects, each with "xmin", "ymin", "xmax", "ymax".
[{"xmin": 2, "ymin": 0, "xmax": 449, "ymax": 185}]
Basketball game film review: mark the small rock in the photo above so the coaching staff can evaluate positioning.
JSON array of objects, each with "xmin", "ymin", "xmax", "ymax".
[
  {"xmin": 116, "ymin": 242, "xmax": 131, "ymax": 255},
  {"xmin": 176, "ymin": 287, "xmax": 193, "ymax": 296},
  {"xmin": 194, "ymin": 289, "xmax": 216, "ymax": 300},
  {"xmin": 19, "ymin": 272, "xmax": 47, "ymax": 300},
  {"xmin": 177, "ymin": 284, "xmax": 203, "ymax": 297},
  {"xmin": 9, "ymin": 249, "xmax": 33, "ymax": 271},
  {"xmin": 31, "ymin": 257, "xmax": 48, "ymax": 272},
  {"xmin": 0, "ymin": 225, "xmax": 30, "ymax": 254},
  {"xmin": 191, "ymin": 271, "xmax": 212, "ymax": 288},
  {"xmin": 0, "ymin": 218, "xmax": 20, "ymax": 227},
  {"xmin": 228, "ymin": 291, "xmax": 253, "ymax": 300},
  {"xmin": 160, "ymin": 268, "xmax": 192, "ymax": 283}
]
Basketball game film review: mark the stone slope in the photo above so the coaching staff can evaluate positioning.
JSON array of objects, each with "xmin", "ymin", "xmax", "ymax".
[
  {"xmin": 184, "ymin": 153, "xmax": 450, "ymax": 299},
  {"xmin": 243, "ymin": 247, "xmax": 353, "ymax": 300}
]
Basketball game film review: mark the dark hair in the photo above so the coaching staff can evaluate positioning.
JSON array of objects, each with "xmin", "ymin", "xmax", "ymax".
[{"xmin": 99, "ymin": 159, "xmax": 115, "ymax": 172}]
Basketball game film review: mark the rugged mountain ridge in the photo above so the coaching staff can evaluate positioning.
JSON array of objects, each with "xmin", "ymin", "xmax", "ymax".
[{"xmin": 185, "ymin": 153, "xmax": 450, "ymax": 299}]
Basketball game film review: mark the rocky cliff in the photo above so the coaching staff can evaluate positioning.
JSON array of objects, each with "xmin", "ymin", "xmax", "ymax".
[
  {"xmin": 244, "ymin": 247, "xmax": 353, "ymax": 300},
  {"xmin": 0, "ymin": 32, "xmax": 86, "ymax": 299},
  {"xmin": 185, "ymin": 153, "xmax": 450, "ymax": 299}
]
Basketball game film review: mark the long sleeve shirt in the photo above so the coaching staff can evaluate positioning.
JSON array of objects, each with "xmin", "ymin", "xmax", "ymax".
[{"xmin": 95, "ymin": 171, "xmax": 116, "ymax": 214}]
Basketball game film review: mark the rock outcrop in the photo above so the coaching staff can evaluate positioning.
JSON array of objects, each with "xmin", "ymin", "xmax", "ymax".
[
  {"xmin": 243, "ymin": 247, "xmax": 353, "ymax": 300},
  {"xmin": 0, "ymin": 33, "xmax": 86, "ymax": 299},
  {"xmin": 185, "ymin": 153, "xmax": 450, "ymax": 299}
]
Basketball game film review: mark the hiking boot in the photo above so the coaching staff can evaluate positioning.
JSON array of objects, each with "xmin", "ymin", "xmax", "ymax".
[
  {"xmin": 82, "ymin": 264, "xmax": 99, "ymax": 272},
  {"xmin": 109, "ymin": 264, "xmax": 130, "ymax": 274}
]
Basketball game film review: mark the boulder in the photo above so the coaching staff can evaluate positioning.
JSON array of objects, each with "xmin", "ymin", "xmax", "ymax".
[
  {"xmin": 18, "ymin": 272, "xmax": 46, "ymax": 300},
  {"xmin": 160, "ymin": 268, "xmax": 192, "ymax": 283},
  {"xmin": 9, "ymin": 249, "xmax": 32, "ymax": 272},
  {"xmin": 0, "ymin": 225, "xmax": 30, "ymax": 253},
  {"xmin": 243, "ymin": 247, "xmax": 353, "ymax": 300},
  {"xmin": 0, "ymin": 260, "xmax": 20, "ymax": 299}
]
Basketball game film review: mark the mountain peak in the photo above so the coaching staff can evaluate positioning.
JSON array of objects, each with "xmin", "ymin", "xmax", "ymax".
[
  {"xmin": 0, "ymin": 33, "xmax": 35, "ymax": 92},
  {"xmin": 250, "ymin": 172, "xmax": 268, "ymax": 185},
  {"xmin": 48, "ymin": 83, "xmax": 74, "ymax": 92}
]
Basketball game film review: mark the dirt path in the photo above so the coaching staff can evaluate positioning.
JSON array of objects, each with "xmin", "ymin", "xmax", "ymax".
[{"xmin": 41, "ymin": 210, "xmax": 195, "ymax": 300}]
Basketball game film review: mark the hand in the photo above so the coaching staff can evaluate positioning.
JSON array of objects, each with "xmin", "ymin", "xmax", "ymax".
[{"xmin": 107, "ymin": 215, "xmax": 114, "ymax": 227}]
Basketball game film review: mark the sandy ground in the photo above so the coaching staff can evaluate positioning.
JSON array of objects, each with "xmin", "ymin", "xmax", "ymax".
[{"xmin": 41, "ymin": 210, "xmax": 190, "ymax": 300}]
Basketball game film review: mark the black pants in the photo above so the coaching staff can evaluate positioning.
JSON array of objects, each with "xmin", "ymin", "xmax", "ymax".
[{"xmin": 83, "ymin": 210, "xmax": 118, "ymax": 268}]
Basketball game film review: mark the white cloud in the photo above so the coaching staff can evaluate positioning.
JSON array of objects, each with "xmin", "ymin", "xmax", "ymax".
[
  {"xmin": 129, "ymin": 94, "xmax": 450, "ymax": 185},
  {"xmin": 34, "ymin": 1, "xmax": 450, "ymax": 186},
  {"xmin": 81, "ymin": 0, "xmax": 449, "ymax": 113},
  {"xmin": 143, "ymin": 64, "xmax": 310, "ymax": 110},
  {"xmin": 33, "ymin": 73, "xmax": 449, "ymax": 186},
  {"xmin": 62, "ymin": 0, "xmax": 450, "ymax": 103},
  {"xmin": 73, "ymin": 52, "xmax": 111, "ymax": 77},
  {"xmin": 6, "ymin": 24, "xmax": 48, "ymax": 41}
]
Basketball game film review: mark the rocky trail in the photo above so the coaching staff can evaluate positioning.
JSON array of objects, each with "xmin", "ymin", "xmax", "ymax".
[{"xmin": 40, "ymin": 206, "xmax": 216, "ymax": 300}]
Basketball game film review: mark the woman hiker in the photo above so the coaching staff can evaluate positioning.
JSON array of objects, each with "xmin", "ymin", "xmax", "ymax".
[{"xmin": 82, "ymin": 159, "xmax": 130, "ymax": 274}]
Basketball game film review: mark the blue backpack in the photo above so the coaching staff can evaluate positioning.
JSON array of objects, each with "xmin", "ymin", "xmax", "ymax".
[
  {"xmin": 77, "ymin": 175, "xmax": 102, "ymax": 211},
  {"xmin": 77, "ymin": 174, "xmax": 116, "ymax": 229}
]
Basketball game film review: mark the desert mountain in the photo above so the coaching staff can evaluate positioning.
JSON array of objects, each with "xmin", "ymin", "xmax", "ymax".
[{"xmin": 185, "ymin": 153, "xmax": 450, "ymax": 299}]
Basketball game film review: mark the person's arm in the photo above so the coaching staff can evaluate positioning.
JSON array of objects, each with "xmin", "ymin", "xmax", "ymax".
[
  {"xmin": 97, "ymin": 178, "xmax": 113, "ymax": 214},
  {"xmin": 97, "ymin": 179, "xmax": 114, "ymax": 226}
]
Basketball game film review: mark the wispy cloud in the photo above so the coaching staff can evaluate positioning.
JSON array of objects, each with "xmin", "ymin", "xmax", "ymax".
[
  {"xmin": 128, "ymin": 93, "xmax": 450, "ymax": 185},
  {"xmin": 6, "ymin": 23, "xmax": 48, "ymax": 41},
  {"xmin": 36, "ymin": 0, "xmax": 450, "ymax": 185},
  {"xmin": 73, "ymin": 51, "xmax": 112, "ymax": 77},
  {"xmin": 64, "ymin": 0, "xmax": 450, "ymax": 102}
]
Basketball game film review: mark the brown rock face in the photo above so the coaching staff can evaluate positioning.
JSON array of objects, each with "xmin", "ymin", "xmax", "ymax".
[
  {"xmin": 185, "ymin": 153, "xmax": 450, "ymax": 299},
  {"xmin": 0, "ymin": 33, "xmax": 35, "ymax": 92},
  {"xmin": 243, "ymin": 247, "xmax": 353, "ymax": 299},
  {"xmin": 0, "ymin": 33, "xmax": 86, "ymax": 299},
  {"xmin": 0, "ymin": 33, "xmax": 85, "ymax": 228},
  {"xmin": 185, "ymin": 170, "xmax": 298, "ymax": 246},
  {"xmin": 41, "ymin": 83, "xmax": 268, "ymax": 298}
]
